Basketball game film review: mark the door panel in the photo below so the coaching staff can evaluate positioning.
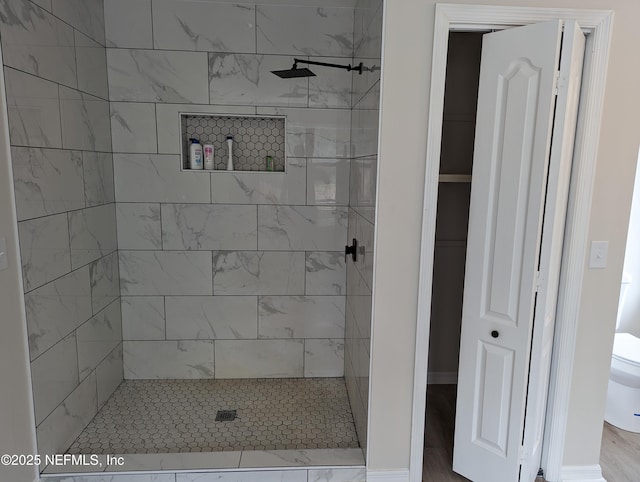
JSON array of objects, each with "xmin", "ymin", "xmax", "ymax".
[
  {"xmin": 520, "ymin": 21, "xmax": 585, "ymax": 482},
  {"xmin": 473, "ymin": 341, "xmax": 514, "ymax": 456},
  {"xmin": 487, "ymin": 58, "xmax": 542, "ymax": 325},
  {"xmin": 453, "ymin": 20, "xmax": 563, "ymax": 482}
]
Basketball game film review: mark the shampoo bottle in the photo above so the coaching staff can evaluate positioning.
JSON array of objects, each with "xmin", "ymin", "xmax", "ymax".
[
  {"xmin": 226, "ymin": 135, "xmax": 234, "ymax": 171},
  {"xmin": 203, "ymin": 143, "xmax": 215, "ymax": 170},
  {"xmin": 189, "ymin": 138, "xmax": 203, "ymax": 170}
]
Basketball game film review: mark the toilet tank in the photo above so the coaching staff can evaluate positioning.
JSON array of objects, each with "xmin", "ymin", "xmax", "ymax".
[{"xmin": 616, "ymin": 273, "xmax": 633, "ymax": 331}]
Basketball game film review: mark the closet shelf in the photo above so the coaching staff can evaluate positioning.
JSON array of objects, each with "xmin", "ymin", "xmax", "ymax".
[{"xmin": 439, "ymin": 174, "xmax": 472, "ymax": 183}]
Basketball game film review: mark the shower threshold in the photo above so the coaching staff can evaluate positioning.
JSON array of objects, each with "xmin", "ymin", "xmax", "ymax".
[{"xmin": 41, "ymin": 378, "xmax": 363, "ymax": 475}]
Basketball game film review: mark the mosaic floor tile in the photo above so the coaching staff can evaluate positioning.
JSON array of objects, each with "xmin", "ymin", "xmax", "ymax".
[{"xmin": 67, "ymin": 378, "xmax": 359, "ymax": 454}]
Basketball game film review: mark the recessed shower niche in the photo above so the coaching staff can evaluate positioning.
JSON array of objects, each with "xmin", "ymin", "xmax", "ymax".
[{"xmin": 180, "ymin": 113, "xmax": 286, "ymax": 172}]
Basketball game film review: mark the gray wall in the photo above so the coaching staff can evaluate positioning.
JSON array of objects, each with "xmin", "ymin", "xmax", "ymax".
[
  {"xmin": 345, "ymin": 0, "xmax": 382, "ymax": 452},
  {"xmin": 0, "ymin": 0, "xmax": 121, "ymax": 459},
  {"xmin": 104, "ymin": 0, "xmax": 355, "ymax": 379},
  {"xmin": 620, "ymin": 159, "xmax": 640, "ymax": 337},
  {"xmin": 427, "ymin": 32, "xmax": 481, "ymax": 381}
]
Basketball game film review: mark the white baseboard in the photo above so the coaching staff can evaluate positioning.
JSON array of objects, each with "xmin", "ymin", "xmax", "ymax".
[
  {"xmin": 427, "ymin": 371, "xmax": 458, "ymax": 384},
  {"xmin": 366, "ymin": 469, "xmax": 411, "ymax": 482},
  {"xmin": 560, "ymin": 465, "xmax": 606, "ymax": 482}
]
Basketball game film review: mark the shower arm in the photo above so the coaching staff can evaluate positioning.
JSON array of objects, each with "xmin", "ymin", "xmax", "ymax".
[{"xmin": 293, "ymin": 58, "xmax": 364, "ymax": 75}]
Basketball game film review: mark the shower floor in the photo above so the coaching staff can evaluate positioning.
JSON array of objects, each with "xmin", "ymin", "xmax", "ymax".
[{"xmin": 67, "ymin": 378, "xmax": 359, "ymax": 455}]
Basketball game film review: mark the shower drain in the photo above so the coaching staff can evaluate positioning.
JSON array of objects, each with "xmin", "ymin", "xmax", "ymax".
[{"xmin": 215, "ymin": 410, "xmax": 237, "ymax": 421}]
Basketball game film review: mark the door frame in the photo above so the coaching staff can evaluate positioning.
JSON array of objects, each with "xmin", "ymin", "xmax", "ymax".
[{"xmin": 410, "ymin": 4, "xmax": 613, "ymax": 482}]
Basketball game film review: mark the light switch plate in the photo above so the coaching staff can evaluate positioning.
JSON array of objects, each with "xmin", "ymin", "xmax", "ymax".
[
  {"xmin": 0, "ymin": 237, "xmax": 7, "ymax": 271},
  {"xmin": 589, "ymin": 240, "xmax": 608, "ymax": 269}
]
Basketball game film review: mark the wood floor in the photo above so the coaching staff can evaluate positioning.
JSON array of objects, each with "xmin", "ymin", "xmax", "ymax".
[
  {"xmin": 600, "ymin": 421, "xmax": 640, "ymax": 482},
  {"xmin": 423, "ymin": 384, "xmax": 469, "ymax": 481},
  {"xmin": 423, "ymin": 385, "xmax": 546, "ymax": 482}
]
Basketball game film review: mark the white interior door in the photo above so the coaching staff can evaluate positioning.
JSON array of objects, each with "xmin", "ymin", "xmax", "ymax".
[
  {"xmin": 520, "ymin": 21, "xmax": 585, "ymax": 482},
  {"xmin": 452, "ymin": 19, "xmax": 583, "ymax": 482}
]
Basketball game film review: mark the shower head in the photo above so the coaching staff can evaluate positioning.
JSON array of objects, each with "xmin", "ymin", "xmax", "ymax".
[{"xmin": 271, "ymin": 63, "xmax": 316, "ymax": 79}]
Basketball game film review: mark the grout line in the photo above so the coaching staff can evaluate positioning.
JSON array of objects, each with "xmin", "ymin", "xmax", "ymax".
[{"xmin": 150, "ymin": 0, "xmax": 155, "ymax": 49}]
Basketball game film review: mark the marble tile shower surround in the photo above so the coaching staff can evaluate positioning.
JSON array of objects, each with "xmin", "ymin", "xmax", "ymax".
[
  {"xmin": 345, "ymin": 0, "xmax": 382, "ymax": 452},
  {"xmin": 105, "ymin": 0, "xmax": 361, "ymax": 381},
  {"xmin": 0, "ymin": 0, "xmax": 121, "ymax": 466},
  {"xmin": 0, "ymin": 0, "xmax": 380, "ymax": 465}
]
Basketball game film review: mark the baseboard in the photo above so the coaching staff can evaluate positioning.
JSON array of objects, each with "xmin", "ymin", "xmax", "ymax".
[
  {"xmin": 560, "ymin": 465, "xmax": 606, "ymax": 482},
  {"xmin": 366, "ymin": 469, "xmax": 411, "ymax": 482},
  {"xmin": 427, "ymin": 371, "xmax": 458, "ymax": 384}
]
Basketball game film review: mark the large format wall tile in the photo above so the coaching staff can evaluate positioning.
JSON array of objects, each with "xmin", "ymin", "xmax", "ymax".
[
  {"xmin": 36, "ymin": 372, "xmax": 97, "ymax": 457},
  {"xmin": 25, "ymin": 266, "xmax": 91, "ymax": 360},
  {"xmin": 104, "ymin": 0, "xmax": 153, "ymax": 48},
  {"xmin": 89, "ymin": 252, "xmax": 120, "ymax": 314},
  {"xmin": 0, "ymin": 0, "xmax": 76, "ymax": 87},
  {"xmin": 256, "ymin": 6, "xmax": 354, "ymax": 56},
  {"xmin": 75, "ymin": 30, "xmax": 109, "ymax": 99},
  {"xmin": 307, "ymin": 159, "xmax": 350, "ymax": 206},
  {"xmin": 210, "ymin": 158, "xmax": 306, "ymax": 205},
  {"xmin": 153, "ymin": 0, "xmax": 255, "ymax": 53},
  {"xmin": 107, "ymin": 49, "xmax": 209, "ymax": 103},
  {"xmin": 18, "ymin": 213, "xmax": 71, "ymax": 292},
  {"xmin": 30, "ymin": 333, "xmax": 79, "ymax": 425},
  {"xmin": 114, "ymin": 154, "xmax": 210, "ymax": 203},
  {"xmin": 177, "ymin": 471, "xmax": 307, "ymax": 482},
  {"xmin": 110, "ymin": 102, "xmax": 158, "ymax": 153},
  {"xmin": 258, "ymin": 206, "xmax": 348, "ymax": 251},
  {"xmin": 156, "ymin": 104, "xmax": 255, "ymax": 155},
  {"xmin": 83, "ymin": 152, "xmax": 115, "ymax": 207},
  {"xmin": 209, "ymin": 54, "xmax": 307, "ymax": 107},
  {"xmin": 77, "ymin": 300, "xmax": 122, "ymax": 381},
  {"xmin": 257, "ymin": 107, "xmax": 351, "ymax": 158},
  {"xmin": 258, "ymin": 296, "xmax": 345, "ymax": 339},
  {"xmin": 124, "ymin": 341, "xmax": 214, "ymax": 379},
  {"xmin": 60, "ymin": 86, "xmax": 112, "ymax": 152},
  {"xmin": 52, "ymin": 0, "xmax": 105, "ymax": 44},
  {"xmin": 165, "ymin": 296, "xmax": 257, "ymax": 340},
  {"xmin": 4, "ymin": 68, "xmax": 62, "ymax": 148},
  {"xmin": 215, "ymin": 340, "xmax": 304, "ymax": 378},
  {"xmin": 305, "ymin": 252, "xmax": 346, "ymax": 295},
  {"xmin": 212, "ymin": 251, "xmax": 304, "ymax": 295},
  {"xmin": 161, "ymin": 204, "xmax": 257, "ymax": 250},
  {"xmin": 304, "ymin": 339, "xmax": 344, "ymax": 377},
  {"xmin": 120, "ymin": 251, "xmax": 213, "ymax": 296},
  {"xmin": 351, "ymin": 105, "xmax": 380, "ymax": 159},
  {"xmin": 308, "ymin": 468, "xmax": 366, "ymax": 482},
  {"xmin": 69, "ymin": 204, "xmax": 117, "ymax": 269},
  {"xmin": 121, "ymin": 296, "xmax": 165, "ymax": 340},
  {"xmin": 11, "ymin": 147, "xmax": 84, "ymax": 221},
  {"xmin": 96, "ymin": 344, "xmax": 123, "ymax": 408},
  {"xmin": 116, "ymin": 203, "xmax": 162, "ymax": 250},
  {"xmin": 52, "ymin": 0, "xmax": 104, "ymax": 45},
  {"xmin": 308, "ymin": 57, "xmax": 353, "ymax": 108}
]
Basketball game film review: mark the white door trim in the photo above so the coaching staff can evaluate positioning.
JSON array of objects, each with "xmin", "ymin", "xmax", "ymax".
[{"xmin": 410, "ymin": 5, "xmax": 613, "ymax": 482}]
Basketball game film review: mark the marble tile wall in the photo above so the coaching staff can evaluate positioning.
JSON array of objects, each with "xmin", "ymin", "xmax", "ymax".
[
  {"xmin": 105, "ymin": 0, "xmax": 356, "ymax": 380},
  {"xmin": 0, "ymin": 0, "xmax": 121, "ymax": 461},
  {"xmin": 43, "ymin": 466, "xmax": 366, "ymax": 482},
  {"xmin": 345, "ymin": 0, "xmax": 383, "ymax": 452}
]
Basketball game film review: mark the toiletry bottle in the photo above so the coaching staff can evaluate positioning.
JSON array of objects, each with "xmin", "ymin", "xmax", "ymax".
[
  {"xmin": 203, "ymin": 143, "xmax": 215, "ymax": 170},
  {"xmin": 189, "ymin": 138, "xmax": 203, "ymax": 170},
  {"xmin": 266, "ymin": 156, "xmax": 274, "ymax": 171},
  {"xmin": 226, "ymin": 135, "xmax": 234, "ymax": 171}
]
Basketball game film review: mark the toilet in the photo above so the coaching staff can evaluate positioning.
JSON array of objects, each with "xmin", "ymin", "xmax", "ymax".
[{"xmin": 605, "ymin": 273, "xmax": 640, "ymax": 433}]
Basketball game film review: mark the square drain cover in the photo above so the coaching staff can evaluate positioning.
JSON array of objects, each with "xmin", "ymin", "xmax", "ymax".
[{"xmin": 215, "ymin": 410, "xmax": 237, "ymax": 422}]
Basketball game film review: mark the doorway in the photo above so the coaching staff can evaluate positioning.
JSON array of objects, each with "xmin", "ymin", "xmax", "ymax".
[
  {"xmin": 422, "ymin": 30, "xmax": 481, "ymax": 482},
  {"xmin": 411, "ymin": 6, "xmax": 614, "ymax": 482}
]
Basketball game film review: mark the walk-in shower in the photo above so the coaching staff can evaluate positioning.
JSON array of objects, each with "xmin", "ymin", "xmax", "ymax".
[{"xmin": 0, "ymin": 0, "xmax": 382, "ymax": 477}]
